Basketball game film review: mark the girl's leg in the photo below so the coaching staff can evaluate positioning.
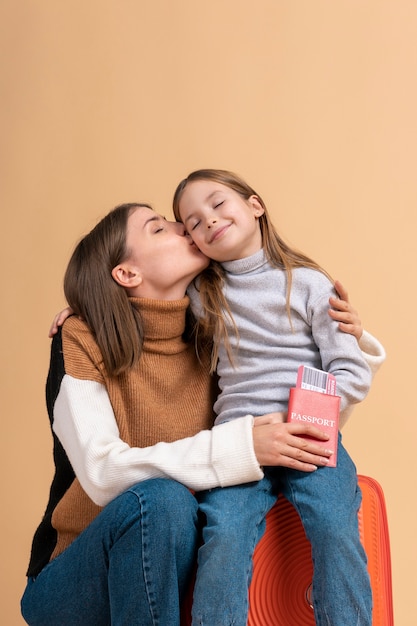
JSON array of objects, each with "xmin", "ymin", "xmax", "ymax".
[
  {"xmin": 21, "ymin": 479, "xmax": 199, "ymax": 626},
  {"xmin": 281, "ymin": 434, "xmax": 372, "ymax": 626},
  {"xmin": 191, "ymin": 476, "xmax": 278, "ymax": 626}
]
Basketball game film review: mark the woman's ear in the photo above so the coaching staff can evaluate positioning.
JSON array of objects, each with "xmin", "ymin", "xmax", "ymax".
[
  {"xmin": 111, "ymin": 263, "xmax": 143, "ymax": 289},
  {"xmin": 249, "ymin": 195, "xmax": 265, "ymax": 218}
]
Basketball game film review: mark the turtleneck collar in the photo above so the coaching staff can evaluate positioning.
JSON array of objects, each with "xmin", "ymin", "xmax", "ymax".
[
  {"xmin": 221, "ymin": 248, "xmax": 268, "ymax": 275},
  {"xmin": 129, "ymin": 296, "xmax": 190, "ymax": 353}
]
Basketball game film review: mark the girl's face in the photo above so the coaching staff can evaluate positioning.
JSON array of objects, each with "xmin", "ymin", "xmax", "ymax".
[
  {"xmin": 178, "ymin": 180, "xmax": 264, "ymax": 262},
  {"xmin": 115, "ymin": 206, "xmax": 209, "ymax": 300}
]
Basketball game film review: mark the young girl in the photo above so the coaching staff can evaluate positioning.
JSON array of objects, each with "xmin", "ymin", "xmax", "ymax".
[{"xmin": 173, "ymin": 170, "xmax": 383, "ymax": 626}]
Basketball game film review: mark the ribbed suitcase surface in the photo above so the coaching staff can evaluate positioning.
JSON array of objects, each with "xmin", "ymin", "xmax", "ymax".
[
  {"xmin": 247, "ymin": 474, "xmax": 393, "ymax": 625},
  {"xmin": 182, "ymin": 475, "xmax": 393, "ymax": 625}
]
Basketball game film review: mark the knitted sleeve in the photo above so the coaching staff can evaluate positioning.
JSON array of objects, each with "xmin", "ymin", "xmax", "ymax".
[
  {"xmin": 53, "ymin": 375, "xmax": 262, "ymax": 506},
  {"xmin": 60, "ymin": 316, "xmax": 105, "ymax": 384},
  {"xmin": 339, "ymin": 329, "xmax": 386, "ymax": 428},
  {"xmin": 359, "ymin": 330, "xmax": 386, "ymax": 377},
  {"xmin": 305, "ymin": 271, "xmax": 372, "ymax": 412}
]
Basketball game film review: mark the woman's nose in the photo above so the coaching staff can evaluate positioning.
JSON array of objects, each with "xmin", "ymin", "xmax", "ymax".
[{"xmin": 172, "ymin": 221, "xmax": 187, "ymax": 236}]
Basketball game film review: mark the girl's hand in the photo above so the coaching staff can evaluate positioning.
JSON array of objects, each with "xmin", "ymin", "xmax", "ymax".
[
  {"xmin": 48, "ymin": 307, "xmax": 74, "ymax": 338},
  {"xmin": 328, "ymin": 280, "xmax": 363, "ymax": 341},
  {"xmin": 253, "ymin": 415, "xmax": 333, "ymax": 472}
]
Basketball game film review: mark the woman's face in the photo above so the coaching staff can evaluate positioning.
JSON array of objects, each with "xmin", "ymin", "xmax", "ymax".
[{"xmin": 120, "ymin": 206, "xmax": 209, "ymax": 300}]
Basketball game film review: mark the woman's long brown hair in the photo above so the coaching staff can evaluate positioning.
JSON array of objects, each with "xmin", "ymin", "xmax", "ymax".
[
  {"xmin": 173, "ymin": 169, "xmax": 331, "ymax": 372},
  {"xmin": 63, "ymin": 203, "xmax": 151, "ymax": 377}
]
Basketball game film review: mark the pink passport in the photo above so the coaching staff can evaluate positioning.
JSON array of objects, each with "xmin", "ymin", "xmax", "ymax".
[{"xmin": 287, "ymin": 366, "xmax": 340, "ymax": 467}]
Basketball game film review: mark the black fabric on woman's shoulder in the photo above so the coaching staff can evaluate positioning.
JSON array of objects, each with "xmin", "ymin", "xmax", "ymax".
[{"xmin": 26, "ymin": 328, "xmax": 76, "ymax": 578}]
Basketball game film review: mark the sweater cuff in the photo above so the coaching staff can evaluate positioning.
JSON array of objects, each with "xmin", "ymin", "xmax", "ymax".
[
  {"xmin": 210, "ymin": 415, "xmax": 264, "ymax": 487},
  {"xmin": 359, "ymin": 330, "xmax": 386, "ymax": 376}
]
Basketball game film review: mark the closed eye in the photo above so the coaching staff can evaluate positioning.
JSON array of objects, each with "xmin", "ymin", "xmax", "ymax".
[
  {"xmin": 144, "ymin": 215, "xmax": 167, "ymax": 233},
  {"xmin": 154, "ymin": 217, "xmax": 167, "ymax": 233},
  {"xmin": 187, "ymin": 218, "xmax": 201, "ymax": 232}
]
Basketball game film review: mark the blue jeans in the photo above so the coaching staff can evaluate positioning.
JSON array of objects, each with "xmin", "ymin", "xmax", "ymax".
[
  {"xmin": 192, "ymin": 434, "xmax": 372, "ymax": 626},
  {"xmin": 21, "ymin": 479, "xmax": 199, "ymax": 626}
]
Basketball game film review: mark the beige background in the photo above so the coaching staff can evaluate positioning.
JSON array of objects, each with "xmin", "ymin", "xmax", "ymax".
[{"xmin": 1, "ymin": 1, "xmax": 415, "ymax": 624}]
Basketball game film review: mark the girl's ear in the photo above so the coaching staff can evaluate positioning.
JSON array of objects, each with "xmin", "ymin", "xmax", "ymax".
[
  {"xmin": 111, "ymin": 263, "xmax": 143, "ymax": 289},
  {"xmin": 248, "ymin": 195, "xmax": 265, "ymax": 218}
]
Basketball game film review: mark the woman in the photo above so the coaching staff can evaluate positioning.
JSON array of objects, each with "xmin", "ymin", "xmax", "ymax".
[{"xmin": 21, "ymin": 202, "xmax": 384, "ymax": 625}]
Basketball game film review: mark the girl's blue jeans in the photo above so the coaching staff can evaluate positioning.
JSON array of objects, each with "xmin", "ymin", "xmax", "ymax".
[
  {"xmin": 192, "ymin": 434, "xmax": 372, "ymax": 626},
  {"xmin": 21, "ymin": 479, "xmax": 199, "ymax": 626}
]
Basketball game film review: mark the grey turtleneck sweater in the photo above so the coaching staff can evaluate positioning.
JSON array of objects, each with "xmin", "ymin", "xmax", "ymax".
[{"xmin": 188, "ymin": 249, "xmax": 372, "ymax": 425}]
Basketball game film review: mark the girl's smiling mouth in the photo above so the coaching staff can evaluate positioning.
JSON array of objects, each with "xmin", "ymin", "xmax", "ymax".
[{"xmin": 209, "ymin": 223, "xmax": 231, "ymax": 243}]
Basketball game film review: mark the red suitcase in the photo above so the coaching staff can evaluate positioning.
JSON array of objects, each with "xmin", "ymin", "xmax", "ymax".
[
  {"xmin": 182, "ymin": 475, "xmax": 393, "ymax": 625},
  {"xmin": 248, "ymin": 475, "xmax": 393, "ymax": 625}
]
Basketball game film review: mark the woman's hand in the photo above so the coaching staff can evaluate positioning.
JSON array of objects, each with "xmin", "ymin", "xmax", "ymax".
[
  {"xmin": 253, "ymin": 411, "xmax": 286, "ymax": 426},
  {"xmin": 48, "ymin": 307, "xmax": 74, "ymax": 338},
  {"xmin": 253, "ymin": 414, "xmax": 333, "ymax": 472},
  {"xmin": 328, "ymin": 280, "xmax": 363, "ymax": 341}
]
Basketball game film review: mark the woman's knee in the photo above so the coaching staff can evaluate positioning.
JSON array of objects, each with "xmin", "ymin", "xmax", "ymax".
[
  {"xmin": 128, "ymin": 478, "xmax": 195, "ymax": 502},
  {"xmin": 126, "ymin": 478, "xmax": 198, "ymax": 525}
]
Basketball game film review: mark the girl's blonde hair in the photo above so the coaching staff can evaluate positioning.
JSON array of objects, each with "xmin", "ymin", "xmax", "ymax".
[{"xmin": 173, "ymin": 169, "xmax": 331, "ymax": 372}]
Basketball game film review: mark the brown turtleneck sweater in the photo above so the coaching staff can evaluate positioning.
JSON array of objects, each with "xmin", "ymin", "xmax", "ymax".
[{"xmin": 29, "ymin": 297, "xmax": 216, "ymax": 573}]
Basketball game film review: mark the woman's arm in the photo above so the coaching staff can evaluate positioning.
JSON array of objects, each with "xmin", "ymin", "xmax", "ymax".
[
  {"xmin": 53, "ymin": 375, "xmax": 332, "ymax": 507},
  {"xmin": 328, "ymin": 280, "xmax": 363, "ymax": 339},
  {"xmin": 329, "ymin": 280, "xmax": 386, "ymax": 376},
  {"xmin": 53, "ymin": 373, "xmax": 262, "ymax": 506},
  {"xmin": 358, "ymin": 330, "xmax": 386, "ymax": 376}
]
